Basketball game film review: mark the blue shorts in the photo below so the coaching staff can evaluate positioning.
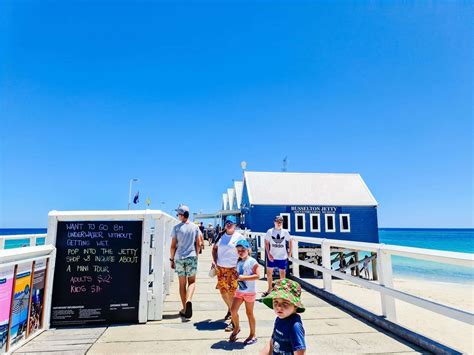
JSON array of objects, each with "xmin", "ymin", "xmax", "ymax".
[{"xmin": 267, "ymin": 258, "xmax": 288, "ymax": 270}]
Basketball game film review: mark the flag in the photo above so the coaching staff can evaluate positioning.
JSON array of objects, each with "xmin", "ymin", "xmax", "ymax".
[
  {"xmin": 133, "ymin": 191, "xmax": 139, "ymax": 204},
  {"xmin": 145, "ymin": 197, "xmax": 151, "ymax": 207}
]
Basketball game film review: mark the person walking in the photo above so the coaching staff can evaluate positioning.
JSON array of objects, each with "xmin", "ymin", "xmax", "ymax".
[
  {"xmin": 229, "ymin": 239, "xmax": 260, "ymax": 345},
  {"xmin": 170, "ymin": 205, "xmax": 202, "ymax": 319},
  {"xmin": 262, "ymin": 216, "xmax": 292, "ymax": 297},
  {"xmin": 212, "ymin": 215, "xmax": 245, "ymax": 331},
  {"xmin": 208, "ymin": 223, "xmax": 215, "ymax": 246}
]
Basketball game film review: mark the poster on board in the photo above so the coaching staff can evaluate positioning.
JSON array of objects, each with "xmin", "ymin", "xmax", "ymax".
[
  {"xmin": 9, "ymin": 263, "xmax": 32, "ymax": 347},
  {"xmin": 0, "ymin": 267, "xmax": 14, "ymax": 352},
  {"xmin": 28, "ymin": 260, "xmax": 47, "ymax": 336}
]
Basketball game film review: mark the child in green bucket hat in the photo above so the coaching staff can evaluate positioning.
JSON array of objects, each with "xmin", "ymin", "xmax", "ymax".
[{"xmin": 260, "ymin": 278, "xmax": 306, "ymax": 354}]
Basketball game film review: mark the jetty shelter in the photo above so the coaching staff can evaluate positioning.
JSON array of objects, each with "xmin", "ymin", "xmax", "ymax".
[{"xmin": 240, "ymin": 171, "xmax": 379, "ymax": 243}]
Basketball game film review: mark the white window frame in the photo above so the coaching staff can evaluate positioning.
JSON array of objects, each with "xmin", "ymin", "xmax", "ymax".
[
  {"xmin": 310, "ymin": 213, "xmax": 321, "ymax": 232},
  {"xmin": 280, "ymin": 213, "xmax": 291, "ymax": 231},
  {"xmin": 340, "ymin": 214, "xmax": 351, "ymax": 233},
  {"xmin": 294, "ymin": 213, "xmax": 306, "ymax": 232},
  {"xmin": 325, "ymin": 214, "xmax": 336, "ymax": 232}
]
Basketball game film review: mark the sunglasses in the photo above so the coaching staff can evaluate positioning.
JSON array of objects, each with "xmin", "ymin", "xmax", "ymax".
[{"xmin": 237, "ymin": 248, "xmax": 247, "ymax": 253}]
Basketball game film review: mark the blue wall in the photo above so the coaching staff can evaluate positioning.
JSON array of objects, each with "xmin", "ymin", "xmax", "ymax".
[{"xmin": 240, "ymin": 183, "xmax": 379, "ymax": 243}]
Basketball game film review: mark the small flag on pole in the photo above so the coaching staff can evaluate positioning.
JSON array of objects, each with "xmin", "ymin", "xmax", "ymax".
[
  {"xmin": 146, "ymin": 197, "xmax": 151, "ymax": 207},
  {"xmin": 133, "ymin": 191, "xmax": 139, "ymax": 204}
]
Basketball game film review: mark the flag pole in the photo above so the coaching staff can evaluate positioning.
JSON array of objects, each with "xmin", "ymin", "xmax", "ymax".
[{"xmin": 128, "ymin": 178, "xmax": 139, "ymax": 210}]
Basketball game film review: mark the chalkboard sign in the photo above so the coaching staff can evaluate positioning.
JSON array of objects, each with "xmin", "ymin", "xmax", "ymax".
[{"xmin": 51, "ymin": 221, "xmax": 142, "ymax": 326}]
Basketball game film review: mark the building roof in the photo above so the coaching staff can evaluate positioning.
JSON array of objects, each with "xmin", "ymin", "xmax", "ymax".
[
  {"xmin": 243, "ymin": 171, "xmax": 378, "ymax": 206},
  {"xmin": 227, "ymin": 188, "xmax": 235, "ymax": 210},
  {"xmin": 234, "ymin": 181, "xmax": 244, "ymax": 208},
  {"xmin": 222, "ymin": 193, "xmax": 228, "ymax": 210}
]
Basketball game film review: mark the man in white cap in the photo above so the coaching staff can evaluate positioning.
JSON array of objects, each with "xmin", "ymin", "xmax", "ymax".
[{"xmin": 170, "ymin": 205, "xmax": 202, "ymax": 318}]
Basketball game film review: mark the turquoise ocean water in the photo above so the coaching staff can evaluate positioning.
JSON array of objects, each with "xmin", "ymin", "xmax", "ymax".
[{"xmin": 1, "ymin": 228, "xmax": 472, "ymax": 284}]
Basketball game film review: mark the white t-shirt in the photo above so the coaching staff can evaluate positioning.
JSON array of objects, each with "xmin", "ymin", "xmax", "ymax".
[
  {"xmin": 237, "ymin": 257, "xmax": 259, "ymax": 293},
  {"xmin": 265, "ymin": 228, "xmax": 291, "ymax": 260},
  {"xmin": 216, "ymin": 232, "xmax": 245, "ymax": 268}
]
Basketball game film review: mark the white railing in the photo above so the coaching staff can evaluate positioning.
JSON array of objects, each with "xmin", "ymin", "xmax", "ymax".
[
  {"xmin": 0, "ymin": 245, "xmax": 56, "ymax": 354},
  {"xmin": 247, "ymin": 231, "xmax": 474, "ymax": 326},
  {"xmin": 0, "ymin": 234, "xmax": 47, "ymax": 249}
]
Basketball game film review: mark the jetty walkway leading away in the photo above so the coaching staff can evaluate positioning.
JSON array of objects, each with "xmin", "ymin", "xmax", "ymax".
[{"xmin": 15, "ymin": 247, "xmax": 424, "ymax": 354}]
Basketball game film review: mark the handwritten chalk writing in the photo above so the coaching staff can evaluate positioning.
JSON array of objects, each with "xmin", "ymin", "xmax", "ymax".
[
  {"xmin": 70, "ymin": 276, "xmax": 93, "ymax": 283},
  {"xmin": 66, "ymin": 265, "xmax": 71, "ymax": 272},
  {"xmin": 93, "ymin": 265, "xmax": 110, "ymax": 273},
  {"xmin": 67, "ymin": 239, "xmax": 90, "ymax": 247},
  {"xmin": 66, "ymin": 256, "xmax": 80, "ymax": 262},
  {"xmin": 83, "ymin": 248, "xmax": 97, "ymax": 255},
  {"xmin": 108, "ymin": 232, "xmax": 133, "ymax": 239},
  {"xmin": 88, "ymin": 224, "xmax": 96, "ymax": 230},
  {"xmin": 118, "ymin": 248, "xmax": 139, "ymax": 256},
  {"xmin": 119, "ymin": 256, "xmax": 139, "ymax": 263},
  {"xmin": 101, "ymin": 248, "xmax": 113, "ymax": 255},
  {"xmin": 114, "ymin": 224, "xmax": 124, "ymax": 231},
  {"xmin": 83, "ymin": 255, "xmax": 91, "ymax": 262},
  {"xmin": 66, "ymin": 223, "xmax": 84, "ymax": 230},
  {"xmin": 91, "ymin": 285, "xmax": 102, "ymax": 293},
  {"xmin": 98, "ymin": 274, "xmax": 112, "ymax": 283},
  {"xmin": 77, "ymin": 265, "xmax": 89, "ymax": 272},
  {"xmin": 71, "ymin": 285, "xmax": 87, "ymax": 293},
  {"xmin": 68, "ymin": 231, "xmax": 104, "ymax": 239},
  {"xmin": 95, "ymin": 255, "xmax": 115, "ymax": 262},
  {"xmin": 99, "ymin": 224, "xmax": 109, "ymax": 231},
  {"xmin": 96, "ymin": 240, "xmax": 109, "ymax": 247},
  {"xmin": 68, "ymin": 249, "xmax": 80, "ymax": 255}
]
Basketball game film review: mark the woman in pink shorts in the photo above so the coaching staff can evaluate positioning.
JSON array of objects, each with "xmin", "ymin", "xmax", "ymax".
[{"xmin": 229, "ymin": 239, "xmax": 260, "ymax": 345}]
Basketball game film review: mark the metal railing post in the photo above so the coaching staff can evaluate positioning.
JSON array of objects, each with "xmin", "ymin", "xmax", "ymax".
[
  {"xmin": 0, "ymin": 237, "xmax": 5, "ymax": 250},
  {"xmin": 321, "ymin": 239, "xmax": 332, "ymax": 293},
  {"xmin": 377, "ymin": 244, "xmax": 397, "ymax": 322},
  {"xmin": 150, "ymin": 215, "xmax": 165, "ymax": 320}
]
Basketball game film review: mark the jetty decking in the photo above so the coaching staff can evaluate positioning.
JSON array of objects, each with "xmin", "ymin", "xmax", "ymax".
[{"xmin": 15, "ymin": 247, "xmax": 424, "ymax": 354}]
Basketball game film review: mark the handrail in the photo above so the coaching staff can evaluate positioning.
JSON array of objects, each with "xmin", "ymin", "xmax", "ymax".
[
  {"xmin": 246, "ymin": 231, "xmax": 474, "ymax": 326},
  {"xmin": 0, "ymin": 233, "xmax": 47, "ymax": 249}
]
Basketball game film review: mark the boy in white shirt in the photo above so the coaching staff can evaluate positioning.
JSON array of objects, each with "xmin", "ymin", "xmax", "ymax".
[{"xmin": 262, "ymin": 216, "xmax": 292, "ymax": 297}]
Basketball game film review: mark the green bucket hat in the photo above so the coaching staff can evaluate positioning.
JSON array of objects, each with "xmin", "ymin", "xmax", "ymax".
[{"xmin": 262, "ymin": 278, "xmax": 305, "ymax": 313}]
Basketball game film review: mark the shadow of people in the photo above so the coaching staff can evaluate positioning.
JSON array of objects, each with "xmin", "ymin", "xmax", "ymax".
[
  {"xmin": 194, "ymin": 319, "xmax": 228, "ymax": 331},
  {"xmin": 210, "ymin": 340, "xmax": 246, "ymax": 351},
  {"xmin": 162, "ymin": 314, "xmax": 181, "ymax": 320}
]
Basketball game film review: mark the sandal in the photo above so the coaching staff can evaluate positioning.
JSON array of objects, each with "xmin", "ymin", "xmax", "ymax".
[
  {"xmin": 224, "ymin": 322, "xmax": 234, "ymax": 332},
  {"xmin": 224, "ymin": 311, "xmax": 231, "ymax": 321},
  {"xmin": 229, "ymin": 329, "xmax": 240, "ymax": 342},
  {"xmin": 179, "ymin": 310, "xmax": 186, "ymax": 317},
  {"xmin": 244, "ymin": 337, "xmax": 258, "ymax": 345},
  {"xmin": 184, "ymin": 301, "xmax": 193, "ymax": 318},
  {"xmin": 261, "ymin": 291, "xmax": 270, "ymax": 297}
]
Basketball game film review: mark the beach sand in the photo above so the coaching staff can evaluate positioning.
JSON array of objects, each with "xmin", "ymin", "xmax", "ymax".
[{"xmin": 304, "ymin": 277, "xmax": 474, "ymax": 354}]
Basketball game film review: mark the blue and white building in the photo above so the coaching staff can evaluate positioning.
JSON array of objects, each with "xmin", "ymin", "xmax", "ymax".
[{"xmin": 240, "ymin": 171, "xmax": 379, "ymax": 243}]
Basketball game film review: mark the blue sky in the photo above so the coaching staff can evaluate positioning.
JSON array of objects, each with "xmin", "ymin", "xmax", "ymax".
[{"xmin": 1, "ymin": 1, "xmax": 472, "ymax": 228}]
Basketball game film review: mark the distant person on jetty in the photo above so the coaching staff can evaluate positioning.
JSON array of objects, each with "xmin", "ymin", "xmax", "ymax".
[
  {"xmin": 263, "ymin": 216, "xmax": 292, "ymax": 297},
  {"xmin": 207, "ymin": 223, "xmax": 215, "ymax": 246},
  {"xmin": 260, "ymin": 279, "xmax": 306, "ymax": 355},
  {"xmin": 170, "ymin": 205, "xmax": 202, "ymax": 319},
  {"xmin": 229, "ymin": 239, "xmax": 260, "ymax": 345},
  {"xmin": 212, "ymin": 215, "xmax": 245, "ymax": 332}
]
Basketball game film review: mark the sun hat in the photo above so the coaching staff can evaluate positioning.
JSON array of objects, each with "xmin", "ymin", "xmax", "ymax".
[
  {"xmin": 236, "ymin": 239, "xmax": 251, "ymax": 249},
  {"xmin": 262, "ymin": 278, "xmax": 305, "ymax": 313},
  {"xmin": 225, "ymin": 215, "xmax": 237, "ymax": 225},
  {"xmin": 274, "ymin": 216, "xmax": 284, "ymax": 222}
]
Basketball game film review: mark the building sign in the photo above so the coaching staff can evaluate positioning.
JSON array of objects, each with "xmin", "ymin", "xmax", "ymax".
[{"xmin": 289, "ymin": 206, "xmax": 338, "ymax": 214}]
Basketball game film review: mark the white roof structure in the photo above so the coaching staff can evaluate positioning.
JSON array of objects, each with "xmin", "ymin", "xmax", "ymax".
[
  {"xmin": 243, "ymin": 171, "xmax": 378, "ymax": 206},
  {"xmin": 222, "ymin": 193, "xmax": 229, "ymax": 210},
  {"xmin": 234, "ymin": 181, "xmax": 244, "ymax": 209},
  {"xmin": 227, "ymin": 188, "xmax": 236, "ymax": 210}
]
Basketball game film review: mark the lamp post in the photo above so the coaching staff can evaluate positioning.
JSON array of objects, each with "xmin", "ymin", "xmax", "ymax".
[{"xmin": 128, "ymin": 178, "xmax": 139, "ymax": 210}]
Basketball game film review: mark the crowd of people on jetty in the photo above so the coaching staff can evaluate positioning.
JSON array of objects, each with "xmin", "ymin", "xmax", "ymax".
[{"xmin": 169, "ymin": 205, "xmax": 306, "ymax": 355}]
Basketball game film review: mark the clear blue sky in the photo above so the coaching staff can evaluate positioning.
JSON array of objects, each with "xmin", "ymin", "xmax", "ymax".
[{"xmin": 1, "ymin": 1, "xmax": 472, "ymax": 228}]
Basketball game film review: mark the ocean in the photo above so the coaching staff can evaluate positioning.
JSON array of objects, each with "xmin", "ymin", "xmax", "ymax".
[{"xmin": 1, "ymin": 228, "xmax": 472, "ymax": 284}]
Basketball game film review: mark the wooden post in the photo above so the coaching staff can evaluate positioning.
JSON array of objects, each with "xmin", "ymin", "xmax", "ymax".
[
  {"xmin": 355, "ymin": 252, "xmax": 360, "ymax": 277},
  {"xmin": 321, "ymin": 240, "xmax": 332, "ymax": 293}
]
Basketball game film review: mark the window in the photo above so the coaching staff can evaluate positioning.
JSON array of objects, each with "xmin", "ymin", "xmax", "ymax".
[
  {"xmin": 310, "ymin": 213, "xmax": 321, "ymax": 232},
  {"xmin": 295, "ymin": 213, "xmax": 306, "ymax": 232},
  {"xmin": 325, "ymin": 214, "xmax": 335, "ymax": 232},
  {"xmin": 340, "ymin": 214, "xmax": 351, "ymax": 232},
  {"xmin": 280, "ymin": 213, "xmax": 290, "ymax": 230}
]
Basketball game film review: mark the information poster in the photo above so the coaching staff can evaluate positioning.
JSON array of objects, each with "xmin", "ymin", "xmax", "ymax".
[
  {"xmin": 9, "ymin": 264, "xmax": 32, "ymax": 347},
  {"xmin": 0, "ymin": 267, "xmax": 14, "ymax": 352},
  {"xmin": 28, "ymin": 260, "xmax": 47, "ymax": 336},
  {"xmin": 51, "ymin": 221, "xmax": 142, "ymax": 326}
]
